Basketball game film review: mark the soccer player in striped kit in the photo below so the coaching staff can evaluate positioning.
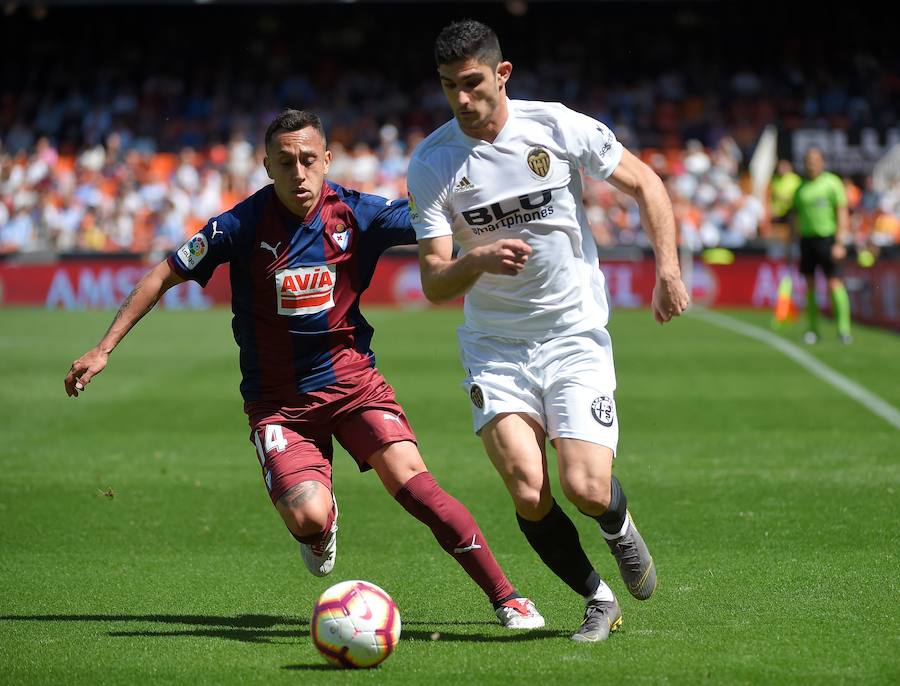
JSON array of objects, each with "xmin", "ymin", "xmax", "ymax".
[
  {"xmin": 64, "ymin": 109, "xmax": 543, "ymax": 629},
  {"xmin": 408, "ymin": 21, "xmax": 689, "ymax": 641}
]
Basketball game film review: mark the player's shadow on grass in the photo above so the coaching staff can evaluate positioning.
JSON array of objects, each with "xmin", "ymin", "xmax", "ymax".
[
  {"xmin": 283, "ymin": 624, "xmax": 568, "ymax": 671},
  {"xmin": 0, "ymin": 614, "xmax": 568, "ymax": 646},
  {"xmin": 401, "ymin": 620, "xmax": 567, "ymax": 642},
  {"xmin": 0, "ymin": 614, "xmax": 305, "ymax": 645}
]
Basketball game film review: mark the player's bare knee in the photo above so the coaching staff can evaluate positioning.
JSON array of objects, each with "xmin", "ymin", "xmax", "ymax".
[
  {"xmin": 509, "ymin": 480, "xmax": 550, "ymax": 519},
  {"xmin": 369, "ymin": 441, "xmax": 427, "ymax": 495},
  {"xmin": 561, "ymin": 478, "xmax": 611, "ymax": 514},
  {"xmin": 514, "ymin": 499, "xmax": 548, "ymax": 521},
  {"xmin": 276, "ymin": 481, "xmax": 332, "ymax": 537},
  {"xmin": 283, "ymin": 514, "xmax": 325, "ymax": 539}
]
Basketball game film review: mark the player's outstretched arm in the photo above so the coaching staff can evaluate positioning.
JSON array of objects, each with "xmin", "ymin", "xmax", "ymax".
[
  {"xmin": 607, "ymin": 149, "xmax": 689, "ymax": 324},
  {"xmin": 64, "ymin": 259, "xmax": 185, "ymax": 397},
  {"xmin": 417, "ymin": 235, "xmax": 532, "ymax": 303}
]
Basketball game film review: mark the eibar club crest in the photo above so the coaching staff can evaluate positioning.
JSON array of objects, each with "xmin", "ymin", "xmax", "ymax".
[
  {"xmin": 331, "ymin": 222, "xmax": 351, "ymax": 251},
  {"xmin": 526, "ymin": 146, "xmax": 551, "ymax": 178}
]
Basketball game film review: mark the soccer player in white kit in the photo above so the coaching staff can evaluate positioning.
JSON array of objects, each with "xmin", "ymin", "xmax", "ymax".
[{"xmin": 407, "ymin": 20, "xmax": 690, "ymax": 642}]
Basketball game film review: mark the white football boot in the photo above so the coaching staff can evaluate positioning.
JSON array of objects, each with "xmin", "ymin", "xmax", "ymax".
[{"xmin": 494, "ymin": 597, "xmax": 545, "ymax": 629}]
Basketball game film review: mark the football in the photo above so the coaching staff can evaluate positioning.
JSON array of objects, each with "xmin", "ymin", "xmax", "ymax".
[{"xmin": 310, "ymin": 580, "xmax": 401, "ymax": 668}]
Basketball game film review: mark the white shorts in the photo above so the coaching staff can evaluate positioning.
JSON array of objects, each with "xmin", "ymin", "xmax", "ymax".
[{"xmin": 457, "ymin": 326, "xmax": 619, "ymax": 453}]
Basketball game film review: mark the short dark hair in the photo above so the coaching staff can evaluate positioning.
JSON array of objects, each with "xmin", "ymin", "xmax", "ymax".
[
  {"xmin": 434, "ymin": 20, "xmax": 503, "ymax": 68},
  {"xmin": 264, "ymin": 109, "xmax": 326, "ymax": 149}
]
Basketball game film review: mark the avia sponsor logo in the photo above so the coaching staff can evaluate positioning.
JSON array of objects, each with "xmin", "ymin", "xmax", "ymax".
[
  {"xmin": 461, "ymin": 190, "xmax": 554, "ymax": 236},
  {"xmin": 276, "ymin": 265, "xmax": 336, "ymax": 315}
]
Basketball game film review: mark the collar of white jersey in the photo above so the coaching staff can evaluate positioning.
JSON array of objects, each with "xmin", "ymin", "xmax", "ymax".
[{"xmin": 454, "ymin": 97, "xmax": 516, "ymax": 146}]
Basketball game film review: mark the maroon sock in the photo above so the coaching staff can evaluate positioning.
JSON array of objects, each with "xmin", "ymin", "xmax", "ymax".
[
  {"xmin": 395, "ymin": 472, "xmax": 515, "ymax": 604},
  {"xmin": 290, "ymin": 506, "xmax": 335, "ymax": 547}
]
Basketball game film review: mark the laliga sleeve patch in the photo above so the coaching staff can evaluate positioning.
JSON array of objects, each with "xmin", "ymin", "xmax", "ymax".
[
  {"xmin": 470, "ymin": 384, "xmax": 485, "ymax": 409},
  {"xmin": 591, "ymin": 395, "xmax": 615, "ymax": 427},
  {"xmin": 407, "ymin": 192, "xmax": 420, "ymax": 223},
  {"xmin": 176, "ymin": 233, "xmax": 209, "ymax": 270}
]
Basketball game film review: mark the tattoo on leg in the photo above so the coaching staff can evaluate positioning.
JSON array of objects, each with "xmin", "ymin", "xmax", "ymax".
[{"xmin": 279, "ymin": 481, "xmax": 321, "ymax": 510}]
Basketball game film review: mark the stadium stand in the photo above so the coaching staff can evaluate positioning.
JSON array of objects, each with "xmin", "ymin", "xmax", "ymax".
[{"xmin": 1, "ymin": 2, "xmax": 898, "ymax": 256}]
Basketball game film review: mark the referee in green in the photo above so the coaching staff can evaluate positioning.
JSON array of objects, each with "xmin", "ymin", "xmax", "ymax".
[{"xmin": 792, "ymin": 147, "xmax": 852, "ymax": 344}]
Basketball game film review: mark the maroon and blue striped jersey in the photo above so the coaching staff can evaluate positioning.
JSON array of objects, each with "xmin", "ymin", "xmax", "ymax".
[{"xmin": 167, "ymin": 181, "xmax": 415, "ymax": 401}]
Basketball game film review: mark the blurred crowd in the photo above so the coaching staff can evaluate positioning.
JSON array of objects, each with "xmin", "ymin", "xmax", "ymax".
[
  {"xmin": 4, "ymin": 128, "xmax": 898, "ymax": 258},
  {"xmin": 1, "ymin": 2, "xmax": 898, "ymax": 256}
]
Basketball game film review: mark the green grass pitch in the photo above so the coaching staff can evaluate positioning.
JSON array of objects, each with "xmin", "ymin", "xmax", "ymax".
[{"xmin": 1, "ymin": 305, "xmax": 898, "ymax": 684}]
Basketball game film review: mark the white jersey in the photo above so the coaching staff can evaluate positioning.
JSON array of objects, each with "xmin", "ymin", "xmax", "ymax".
[{"xmin": 408, "ymin": 98, "xmax": 623, "ymax": 340}]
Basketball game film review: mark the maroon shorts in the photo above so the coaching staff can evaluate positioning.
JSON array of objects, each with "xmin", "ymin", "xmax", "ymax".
[{"xmin": 245, "ymin": 367, "xmax": 417, "ymax": 504}]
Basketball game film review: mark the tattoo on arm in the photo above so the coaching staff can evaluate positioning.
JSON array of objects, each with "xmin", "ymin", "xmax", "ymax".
[
  {"xmin": 105, "ymin": 281, "xmax": 162, "ymax": 337},
  {"xmin": 114, "ymin": 285, "xmax": 142, "ymax": 323},
  {"xmin": 279, "ymin": 481, "xmax": 322, "ymax": 510}
]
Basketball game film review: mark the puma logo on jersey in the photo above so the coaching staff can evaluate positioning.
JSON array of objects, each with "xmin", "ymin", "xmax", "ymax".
[
  {"xmin": 453, "ymin": 176, "xmax": 475, "ymax": 193},
  {"xmin": 260, "ymin": 241, "xmax": 281, "ymax": 258},
  {"xmin": 383, "ymin": 413, "xmax": 402, "ymax": 426},
  {"xmin": 211, "ymin": 221, "xmax": 222, "ymax": 239},
  {"xmin": 275, "ymin": 265, "xmax": 336, "ymax": 315}
]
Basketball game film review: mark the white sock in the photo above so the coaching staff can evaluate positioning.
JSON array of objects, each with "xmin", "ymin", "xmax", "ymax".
[
  {"xmin": 585, "ymin": 579, "xmax": 615, "ymax": 603},
  {"xmin": 599, "ymin": 513, "xmax": 630, "ymax": 541}
]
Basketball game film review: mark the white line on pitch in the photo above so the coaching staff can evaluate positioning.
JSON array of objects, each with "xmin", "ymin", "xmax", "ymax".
[{"xmin": 691, "ymin": 308, "xmax": 900, "ymax": 430}]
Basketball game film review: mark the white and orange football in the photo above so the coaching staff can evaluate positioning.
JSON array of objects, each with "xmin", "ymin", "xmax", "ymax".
[{"xmin": 310, "ymin": 580, "xmax": 401, "ymax": 668}]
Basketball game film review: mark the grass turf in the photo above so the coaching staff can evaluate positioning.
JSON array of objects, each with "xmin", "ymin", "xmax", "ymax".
[{"xmin": 0, "ymin": 306, "xmax": 897, "ymax": 684}]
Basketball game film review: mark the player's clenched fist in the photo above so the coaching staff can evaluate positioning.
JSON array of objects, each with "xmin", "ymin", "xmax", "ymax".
[
  {"xmin": 651, "ymin": 274, "xmax": 690, "ymax": 324},
  {"xmin": 472, "ymin": 238, "xmax": 532, "ymax": 276}
]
